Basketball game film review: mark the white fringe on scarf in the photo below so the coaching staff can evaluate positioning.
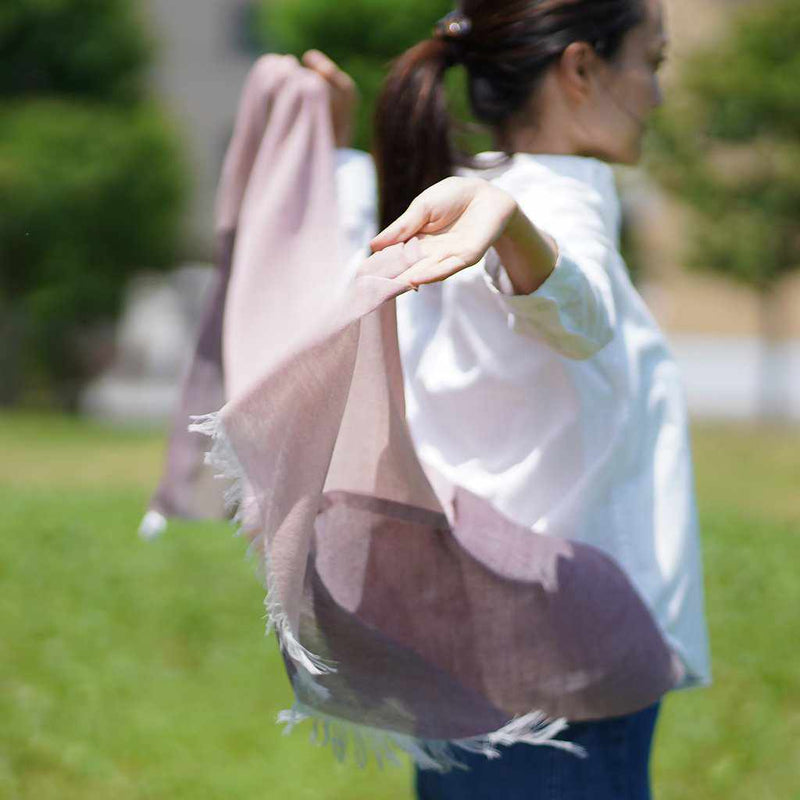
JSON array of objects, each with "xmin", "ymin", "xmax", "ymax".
[
  {"xmin": 278, "ymin": 702, "xmax": 585, "ymax": 772},
  {"xmin": 189, "ymin": 410, "xmax": 585, "ymax": 770},
  {"xmin": 189, "ymin": 412, "xmax": 335, "ymax": 676}
]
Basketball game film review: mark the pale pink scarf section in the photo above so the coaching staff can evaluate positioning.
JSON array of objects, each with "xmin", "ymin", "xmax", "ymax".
[{"xmin": 153, "ymin": 55, "xmax": 683, "ymax": 770}]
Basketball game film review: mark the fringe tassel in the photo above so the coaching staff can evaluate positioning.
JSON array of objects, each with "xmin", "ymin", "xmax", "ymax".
[
  {"xmin": 189, "ymin": 411, "xmax": 336, "ymax": 676},
  {"xmin": 277, "ymin": 702, "xmax": 585, "ymax": 772},
  {"xmin": 188, "ymin": 413, "xmax": 247, "ymax": 522}
]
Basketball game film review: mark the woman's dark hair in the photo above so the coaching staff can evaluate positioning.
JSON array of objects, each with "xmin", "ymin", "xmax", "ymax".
[{"xmin": 374, "ymin": 0, "xmax": 645, "ymax": 227}]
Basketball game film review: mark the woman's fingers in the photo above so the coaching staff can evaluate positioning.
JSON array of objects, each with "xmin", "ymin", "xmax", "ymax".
[
  {"xmin": 302, "ymin": 50, "xmax": 339, "ymax": 83},
  {"xmin": 371, "ymin": 200, "xmax": 431, "ymax": 251},
  {"xmin": 400, "ymin": 254, "xmax": 466, "ymax": 288},
  {"xmin": 302, "ymin": 50, "xmax": 355, "ymax": 92},
  {"xmin": 301, "ymin": 49, "xmax": 357, "ymax": 147},
  {"xmin": 373, "ymin": 177, "xmax": 502, "ymax": 287}
]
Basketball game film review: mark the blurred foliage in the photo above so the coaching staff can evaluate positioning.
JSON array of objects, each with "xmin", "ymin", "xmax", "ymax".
[
  {"xmin": 0, "ymin": 0, "xmax": 151, "ymax": 104},
  {"xmin": 646, "ymin": 0, "xmax": 800, "ymax": 292},
  {"xmin": 0, "ymin": 0, "xmax": 186, "ymax": 408},
  {"xmin": 253, "ymin": 0, "xmax": 492, "ymax": 153},
  {"xmin": 0, "ymin": 101, "xmax": 186, "ymax": 405}
]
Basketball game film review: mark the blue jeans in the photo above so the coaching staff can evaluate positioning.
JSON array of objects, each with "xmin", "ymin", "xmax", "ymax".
[{"xmin": 415, "ymin": 703, "xmax": 661, "ymax": 800}]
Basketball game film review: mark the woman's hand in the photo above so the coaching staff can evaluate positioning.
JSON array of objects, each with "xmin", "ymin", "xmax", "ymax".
[
  {"xmin": 302, "ymin": 50, "xmax": 358, "ymax": 148},
  {"xmin": 371, "ymin": 177, "xmax": 518, "ymax": 288},
  {"xmin": 372, "ymin": 176, "xmax": 559, "ymax": 294}
]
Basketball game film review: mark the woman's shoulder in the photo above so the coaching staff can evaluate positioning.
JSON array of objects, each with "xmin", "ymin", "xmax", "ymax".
[
  {"xmin": 463, "ymin": 152, "xmax": 621, "ymax": 239},
  {"xmin": 464, "ymin": 151, "xmax": 617, "ymax": 204}
]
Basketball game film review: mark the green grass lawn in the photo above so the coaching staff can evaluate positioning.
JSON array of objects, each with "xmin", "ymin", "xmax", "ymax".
[{"xmin": 1, "ymin": 414, "xmax": 798, "ymax": 799}]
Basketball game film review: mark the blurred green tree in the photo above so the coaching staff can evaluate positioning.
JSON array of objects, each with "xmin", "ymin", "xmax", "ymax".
[
  {"xmin": 0, "ymin": 0, "xmax": 186, "ymax": 408},
  {"xmin": 646, "ymin": 0, "xmax": 800, "ymax": 418},
  {"xmin": 253, "ymin": 0, "xmax": 490, "ymax": 152},
  {"xmin": 0, "ymin": 0, "xmax": 150, "ymax": 103},
  {"xmin": 0, "ymin": 101, "xmax": 185, "ymax": 407}
]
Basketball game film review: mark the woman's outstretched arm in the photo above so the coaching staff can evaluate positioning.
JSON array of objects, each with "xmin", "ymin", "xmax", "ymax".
[
  {"xmin": 370, "ymin": 176, "xmax": 557, "ymax": 293},
  {"xmin": 372, "ymin": 175, "xmax": 615, "ymax": 359}
]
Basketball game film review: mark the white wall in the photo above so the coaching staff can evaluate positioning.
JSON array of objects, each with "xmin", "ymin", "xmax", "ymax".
[{"xmin": 670, "ymin": 335, "xmax": 800, "ymax": 422}]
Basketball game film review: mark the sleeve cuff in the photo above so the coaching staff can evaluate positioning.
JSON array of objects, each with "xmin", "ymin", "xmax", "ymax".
[
  {"xmin": 480, "ymin": 247, "xmax": 613, "ymax": 359},
  {"xmin": 481, "ymin": 245, "xmax": 569, "ymax": 307}
]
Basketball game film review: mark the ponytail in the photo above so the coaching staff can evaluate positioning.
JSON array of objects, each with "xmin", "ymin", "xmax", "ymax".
[
  {"xmin": 374, "ymin": 38, "xmax": 457, "ymax": 230},
  {"xmin": 373, "ymin": 0, "xmax": 647, "ymax": 230}
]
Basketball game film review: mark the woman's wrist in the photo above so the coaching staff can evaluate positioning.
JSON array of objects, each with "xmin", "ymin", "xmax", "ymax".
[{"xmin": 494, "ymin": 199, "xmax": 558, "ymax": 295}]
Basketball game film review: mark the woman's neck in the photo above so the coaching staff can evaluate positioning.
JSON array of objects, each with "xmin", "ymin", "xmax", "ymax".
[
  {"xmin": 496, "ymin": 87, "xmax": 581, "ymax": 156},
  {"xmin": 498, "ymin": 123, "xmax": 578, "ymax": 157}
]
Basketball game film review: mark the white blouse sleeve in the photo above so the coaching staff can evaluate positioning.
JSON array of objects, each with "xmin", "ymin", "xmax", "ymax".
[
  {"xmin": 481, "ymin": 176, "xmax": 618, "ymax": 360},
  {"xmin": 335, "ymin": 148, "xmax": 378, "ymax": 260}
]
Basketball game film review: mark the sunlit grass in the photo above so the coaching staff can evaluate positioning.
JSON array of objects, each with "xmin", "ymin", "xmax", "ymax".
[{"xmin": 1, "ymin": 412, "xmax": 797, "ymax": 799}]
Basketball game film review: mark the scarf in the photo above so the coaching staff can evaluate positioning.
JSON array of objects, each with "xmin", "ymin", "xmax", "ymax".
[{"xmin": 144, "ymin": 55, "xmax": 684, "ymax": 771}]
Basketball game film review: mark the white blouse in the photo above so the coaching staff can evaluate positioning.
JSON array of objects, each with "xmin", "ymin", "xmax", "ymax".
[{"xmin": 335, "ymin": 149, "xmax": 711, "ymax": 692}]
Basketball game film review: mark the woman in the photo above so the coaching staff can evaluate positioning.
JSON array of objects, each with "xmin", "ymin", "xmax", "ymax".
[{"xmin": 303, "ymin": 0, "xmax": 710, "ymax": 796}]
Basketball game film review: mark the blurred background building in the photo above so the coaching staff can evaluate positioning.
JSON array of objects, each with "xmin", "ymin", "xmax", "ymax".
[{"xmin": 143, "ymin": 0, "xmax": 258, "ymax": 256}]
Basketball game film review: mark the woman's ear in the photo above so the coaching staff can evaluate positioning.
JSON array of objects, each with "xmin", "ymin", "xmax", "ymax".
[{"xmin": 558, "ymin": 41, "xmax": 598, "ymax": 101}]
